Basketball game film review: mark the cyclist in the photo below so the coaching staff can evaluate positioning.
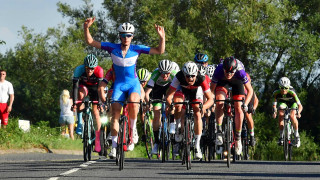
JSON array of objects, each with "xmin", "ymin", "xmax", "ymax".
[
  {"xmin": 72, "ymin": 54, "xmax": 104, "ymax": 152},
  {"xmin": 84, "ymin": 17, "xmax": 165, "ymax": 158},
  {"xmin": 166, "ymin": 61, "xmax": 214, "ymax": 159},
  {"xmin": 210, "ymin": 56, "xmax": 253, "ymax": 155},
  {"xmin": 272, "ymin": 77, "xmax": 303, "ymax": 147},
  {"xmin": 244, "ymin": 73, "xmax": 259, "ymax": 146},
  {"xmin": 137, "ymin": 68, "xmax": 151, "ymax": 101},
  {"xmin": 144, "ymin": 60, "xmax": 178, "ymax": 155}
]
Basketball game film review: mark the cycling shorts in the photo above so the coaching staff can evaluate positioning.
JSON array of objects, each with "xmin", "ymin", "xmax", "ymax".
[
  {"xmin": 215, "ymin": 79, "xmax": 245, "ymax": 100},
  {"xmin": 279, "ymin": 102, "xmax": 298, "ymax": 110},
  {"xmin": 79, "ymin": 85, "xmax": 99, "ymax": 101},
  {"xmin": 151, "ymin": 84, "xmax": 170, "ymax": 107},
  {"xmin": 112, "ymin": 79, "xmax": 141, "ymax": 104},
  {"xmin": 174, "ymin": 87, "xmax": 203, "ymax": 109}
]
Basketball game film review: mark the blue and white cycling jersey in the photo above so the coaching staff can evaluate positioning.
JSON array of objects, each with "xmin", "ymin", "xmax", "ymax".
[{"xmin": 101, "ymin": 42, "xmax": 151, "ymax": 102}]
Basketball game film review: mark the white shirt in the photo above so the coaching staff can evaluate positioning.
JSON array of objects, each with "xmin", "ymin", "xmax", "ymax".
[
  {"xmin": 0, "ymin": 80, "xmax": 14, "ymax": 103},
  {"xmin": 60, "ymin": 99, "xmax": 74, "ymax": 117}
]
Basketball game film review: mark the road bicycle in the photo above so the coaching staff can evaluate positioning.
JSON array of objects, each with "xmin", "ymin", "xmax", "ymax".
[
  {"xmin": 200, "ymin": 107, "xmax": 216, "ymax": 162},
  {"xmin": 172, "ymin": 100, "xmax": 202, "ymax": 170},
  {"xmin": 141, "ymin": 100, "xmax": 155, "ymax": 160},
  {"xmin": 152, "ymin": 97, "xmax": 171, "ymax": 162},
  {"xmin": 240, "ymin": 117, "xmax": 249, "ymax": 160},
  {"xmin": 112, "ymin": 100, "xmax": 140, "ymax": 171},
  {"xmin": 75, "ymin": 97, "xmax": 98, "ymax": 162},
  {"xmin": 216, "ymin": 87, "xmax": 244, "ymax": 168},
  {"xmin": 282, "ymin": 107, "xmax": 298, "ymax": 161}
]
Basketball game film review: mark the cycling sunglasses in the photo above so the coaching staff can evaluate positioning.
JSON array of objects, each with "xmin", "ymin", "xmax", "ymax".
[
  {"xmin": 280, "ymin": 86, "xmax": 289, "ymax": 90},
  {"xmin": 85, "ymin": 67, "xmax": 95, "ymax": 71},
  {"xmin": 186, "ymin": 75, "xmax": 196, "ymax": 79},
  {"xmin": 120, "ymin": 33, "xmax": 133, "ymax": 38}
]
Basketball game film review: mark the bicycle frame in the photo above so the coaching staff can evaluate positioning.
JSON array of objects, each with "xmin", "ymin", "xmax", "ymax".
[
  {"xmin": 76, "ymin": 97, "xmax": 98, "ymax": 162},
  {"xmin": 143, "ymin": 100, "xmax": 155, "ymax": 160},
  {"xmin": 282, "ymin": 107, "xmax": 297, "ymax": 161}
]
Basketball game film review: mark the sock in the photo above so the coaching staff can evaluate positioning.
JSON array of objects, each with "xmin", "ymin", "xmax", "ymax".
[
  {"xmin": 280, "ymin": 130, "xmax": 284, "ymax": 138},
  {"xmin": 236, "ymin": 130, "xmax": 241, "ymax": 141},
  {"xmin": 250, "ymin": 128, "xmax": 254, "ymax": 136},
  {"xmin": 112, "ymin": 136, "xmax": 118, "ymax": 148},
  {"xmin": 195, "ymin": 135, "xmax": 201, "ymax": 149},
  {"xmin": 295, "ymin": 129, "xmax": 299, "ymax": 137},
  {"xmin": 130, "ymin": 118, "xmax": 137, "ymax": 130},
  {"xmin": 154, "ymin": 131, "xmax": 160, "ymax": 144},
  {"xmin": 217, "ymin": 124, "xmax": 222, "ymax": 133},
  {"xmin": 77, "ymin": 112, "xmax": 83, "ymax": 125},
  {"xmin": 175, "ymin": 119, "xmax": 181, "ymax": 129}
]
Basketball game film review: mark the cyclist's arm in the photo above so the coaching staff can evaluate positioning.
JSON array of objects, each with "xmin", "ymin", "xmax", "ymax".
[
  {"xmin": 149, "ymin": 24, "xmax": 165, "ymax": 54},
  {"xmin": 145, "ymin": 87, "xmax": 152, "ymax": 103},
  {"xmin": 210, "ymin": 82, "xmax": 217, "ymax": 100},
  {"xmin": 84, "ymin": 17, "xmax": 101, "ymax": 49},
  {"xmin": 244, "ymin": 82, "xmax": 253, "ymax": 106},
  {"xmin": 203, "ymin": 90, "xmax": 214, "ymax": 111},
  {"xmin": 166, "ymin": 86, "xmax": 176, "ymax": 107},
  {"xmin": 98, "ymin": 81, "xmax": 108, "ymax": 103},
  {"xmin": 72, "ymin": 77, "xmax": 79, "ymax": 106},
  {"xmin": 253, "ymin": 93, "xmax": 259, "ymax": 110}
]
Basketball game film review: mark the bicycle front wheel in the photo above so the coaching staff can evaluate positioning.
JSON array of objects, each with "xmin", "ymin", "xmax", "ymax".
[
  {"xmin": 83, "ymin": 114, "xmax": 89, "ymax": 162},
  {"xmin": 226, "ymin": 118, "xmax": 232, "ymax": 168},
  {"xmin": 185, "ymin": 118, "xmax": 191, "ymax": 170},
  {"xmin": 283, "ymin": 120, "xmax": 289, "ymax": 161},
  {"xmin": 144, "ymin": 114, "xmax": 153, "ymax": 160}
]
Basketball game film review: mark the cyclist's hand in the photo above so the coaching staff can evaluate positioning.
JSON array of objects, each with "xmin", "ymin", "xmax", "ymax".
[
  {"xmin": 297, "ymin": 112, "xmax": 301, "ymax": 119},
  {"xmin": 272, "ymin": 112, "xmax": 277, "ymax": 119},
  {"xmin": 71, "ymin": 105, "xmax": 77, "ymax": 112},
  {"xmin": 242, "ymin": 104, "xmax": 248, "ymax": 112},
  {"xmin": 155, "ymin": 24, "xmax": 165, "ymax": 39},
  {"xmin": 84, "ymin": 17, "xmax": 95, "ymax": 29}
]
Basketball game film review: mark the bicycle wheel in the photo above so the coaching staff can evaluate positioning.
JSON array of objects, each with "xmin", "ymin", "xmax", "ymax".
[
  {"xmin": 208, "ymin": 113, "xmax": 215, "ymax": 162},
  {"xmin": 242, "ymin": 137, "xmax": 249, "ymax": 160},
  {"xmin": 119, "ymin": 116, "xmax": 128, "ymax": 170},
  {"xmin": 288, "ymin": 125, "xmax": 294, "ymax": 161},
  {"xmin": 144, "ymin": 114, "xmax": 153, "ymax": 159},
  {"xmin": 83, "ymin": 114, "xmax": 89, "ymax": 162},
  {"xmin": 226, "ymin": 117, "xmax": 231, "ymax": 168},
  {"xmin": 283, "ymin": 120, "xmax": 289, "ymax": 161},
  {"xmin": 185, "ymin": 117, "xmax": 191, "ymax": 170}
]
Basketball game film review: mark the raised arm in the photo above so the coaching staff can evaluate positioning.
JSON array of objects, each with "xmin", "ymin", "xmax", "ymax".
[
  {"xmin": 84, "ymin": 17, "xmax": 101, "ymax": 49},
  {"xmin": 149, "ymin": 24, "xmax": 165, "ymax": 55}
]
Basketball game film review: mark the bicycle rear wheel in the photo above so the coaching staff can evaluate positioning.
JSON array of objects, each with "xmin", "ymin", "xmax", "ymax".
[{"xmin": 144, "ymin": 114, "xmax": 153, "ymax": 160}]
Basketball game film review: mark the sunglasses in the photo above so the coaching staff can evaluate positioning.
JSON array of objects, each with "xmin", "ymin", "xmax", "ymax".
[
  {"xmin": 85, "ymin": 67, "xmax": 95, "ymax": 71},
  {"xmin": 120, "ymin": 34, "xmax": 133, "ymax": 38},
  {"xmin": 186, "ymin": 75, "xmax": 196, "ymax": 79},
  {"xmin": 224, "ymin": 70, "xmax": 236, "ymax": 74},
  {"xmin": 280, "ymin": 87, "xmax": 289, "ymax": 90}
]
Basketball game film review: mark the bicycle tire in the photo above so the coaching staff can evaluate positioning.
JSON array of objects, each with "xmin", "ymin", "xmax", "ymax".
[
  {"xmin": 227, "ymin": 117, "xmax": 231, "ymax": 168},
  {"xmin": 283, "ymin": 119, "xmax": 289, "ymax": 161},
  {"xmin": 161, "ymin": 116, "xmax": 166, "ymax": 163},
  {"xmin": 83, "ymin": 114, "xmax": 89, "ymax": 162},
  {"xmin": 289, "ymin": 125, "xmax": 294, "ymax": 161},
  {"xmin": 185, "ymin": 117, "xmax": 191, "ymax": 170},
  {"xmin": 144, "ymin": 114, "xmax": 153, "ymax": 160},
  {"xmin": 120, "ymin": 116, "xmax": 128, "ymax": 170}
]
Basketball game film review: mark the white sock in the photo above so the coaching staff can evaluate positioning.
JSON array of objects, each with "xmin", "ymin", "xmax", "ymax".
[
  {"xmin": 130, "ymin": 118, "xmax": 137, "ymax": 130},
  {"xmin": 175, "ymin": 119, "xmax": 181, "ymax": 129},
  {"xmin": 295, "ymin": 129, "xmax": 299, "ymax": 137},
  {"xmin": 112, "ymin": 136, "xmax": 118, "ymax": 148},
  {"xmin": 195, "ymin": 135, "xmax": 201, "ymax": 149},
  {"xmin": 280, "ymin": 130, "xmax": 284, "ymax": 138}
]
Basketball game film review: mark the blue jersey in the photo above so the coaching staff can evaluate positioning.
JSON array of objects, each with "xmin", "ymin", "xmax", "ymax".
[{"xmin": 101, "ymin": 42, "xmax": 151, "ymax": 102}]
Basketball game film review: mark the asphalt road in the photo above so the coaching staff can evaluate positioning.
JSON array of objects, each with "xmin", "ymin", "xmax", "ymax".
[{"xmin": 0, "ymin": 153, "xmax": 319, "ymax": 180}]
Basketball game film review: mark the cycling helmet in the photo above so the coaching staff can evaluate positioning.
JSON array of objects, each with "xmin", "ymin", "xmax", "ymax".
[
  {"xmin": 198, "ymin": 65, "xmax": 207, "ymax": 76},
  {"xmin": 137, "ymin": 68, "xmax": 150, "ymax": 82},
  {"xmin": 223, "ymin": 56, "xmax": 237, "ymax": 73},
  {"xmin": 84, "ymin": 54, "xmax": 98, "ymax": 68},
  {"xmin": 158, "ymin": 59, "xmax": 172, "ymax": 74},
  {"xmin": 171, "ymin": 61, "xmax": 180, "ymax": 72},
  {"xmin": 183, "ymin": 61, "xmax": 198, "ymax": 76},
  {"xmin": 206, "ymin": 65, "xmax": 216, "ymax": 78},
  {"xmin": 279, "ymin": 77, "xmax": 291, "ymax": 88},
  {"xmin": 118, "ymin": 22, "xmax": 135, "ymax": 33},
  {"xmin": 194, "ymin": 53, "xmax": 209, "ymax": 63}
]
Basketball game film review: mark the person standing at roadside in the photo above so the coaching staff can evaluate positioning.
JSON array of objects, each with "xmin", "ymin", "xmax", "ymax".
[
  {"xmin": 59, "ymin": 89, "xmax": 75, "ymax": 140},
  {"xmin": 0, "ymin": 70, "xmax": 14, "ymax": 129}
]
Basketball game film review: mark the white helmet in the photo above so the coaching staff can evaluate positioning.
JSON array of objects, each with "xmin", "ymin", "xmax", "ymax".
[
  {"xmin": 183, "ymin": 61, "xmax": 198, "ymax": 76},
  {"xmin": 171, "ymin": 61, "xmax": 180, "ymax": 72},
  {"xmin": 198, "ymin": 65, "xmax": 207, "ymax": 76},
  {"xmin": 279, "ymin": 77, "xmax": 291, "ymax": 88},
  {"xmin": 158, "ymin": 59, "xmax": 172, "ymax": 73},
  {"xmin": 206, "ymin": 65, "xmax": 216, "ymax": 79},
  {"xmin": 118, "ymin": 22, "xmax": 135, "ymax": 33}
]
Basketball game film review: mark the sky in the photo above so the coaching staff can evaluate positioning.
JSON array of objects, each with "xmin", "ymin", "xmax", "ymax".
[{"xmin": 0, "ymin": 0, "xmax": 103, "ymax": 54}]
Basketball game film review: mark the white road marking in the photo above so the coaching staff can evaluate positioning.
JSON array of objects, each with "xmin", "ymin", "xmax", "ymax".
[{"xmin": 48, "ymin": 160, "xmax": 97, "ymax": 180}]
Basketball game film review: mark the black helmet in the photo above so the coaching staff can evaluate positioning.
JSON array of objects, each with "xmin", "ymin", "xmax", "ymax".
[{"xmin": 223, "ymin": 56, "xmax": 237, "ymax": 73}]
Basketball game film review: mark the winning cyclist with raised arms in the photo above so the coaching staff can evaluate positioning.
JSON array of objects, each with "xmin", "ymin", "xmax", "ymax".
[{"xmin": 84, "ymin": 17, "xmax": 165, "ymax": 158}]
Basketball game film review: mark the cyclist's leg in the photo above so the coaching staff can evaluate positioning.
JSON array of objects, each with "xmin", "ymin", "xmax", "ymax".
[
  {"xmin": 75, "ymin": 85, "xmax": 87, "ymax": 135},
  {"xmin": 290, "ymin": 103, "xmax": 300, "ymax": 147},
  {"xmin": 192, "ymin": 99, "xmax": 203, "ymax": 159},
  {"xmin": 151, "ymin": 103, "xmax": 161, "ymax": 154},
  {"xmin": 278, "ymin": 103, "xmax": 286, "ymax": 145},
  {"xmin": 215, "ymin": 85, "xmax": 227, "ymax": 145},
  {"xmin": 173, "ymin": 90, "xmax": 184, "ymax": 143}
]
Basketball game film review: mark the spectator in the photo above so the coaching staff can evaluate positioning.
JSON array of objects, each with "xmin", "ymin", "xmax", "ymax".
[
  {"xmin": 59, "ymin": 89, "xmax": 74, "ymax": 140},
  {"xmin": 0, "ymin": 70, "xmax": 14, "ymax": 129}
]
